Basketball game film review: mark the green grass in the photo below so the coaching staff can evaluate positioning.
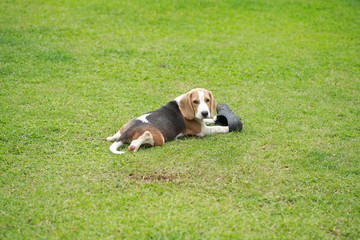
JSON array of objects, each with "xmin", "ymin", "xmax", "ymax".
[{"xmin": 1, "ymin": 0, "xmax": 360, "ymax": 238}]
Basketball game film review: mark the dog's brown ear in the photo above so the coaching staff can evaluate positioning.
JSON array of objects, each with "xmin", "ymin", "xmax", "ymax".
[
  {"xmin": 209, "ymin": 91, "xmax": 216, "ymax": 118},
  {"xmin": 179, "ymin": 92, "xmax": 195, "ymax": 120}
]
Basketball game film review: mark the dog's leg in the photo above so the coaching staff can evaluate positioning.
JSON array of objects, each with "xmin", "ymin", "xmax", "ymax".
[
  {"xmin": 128, "ymin": 131, "xmax": 154, "ymax": 152},
  {"xmin": 205, "ymin": 125, "xmax": 229, "ymax": 135},
  {"xmin": 203, "ymin": 116, "xmax": 217, "ymax": 125},
  {"xmin": 196, "ymin": 123, "xmax": 229, "ymax": 137},
  {"xmin": 106, "ymin": 131, "xmax": 121, "ymax": 142},
  {"xmin": 109, "ymin": 140, "xmax": 125, "ymax": 154}
]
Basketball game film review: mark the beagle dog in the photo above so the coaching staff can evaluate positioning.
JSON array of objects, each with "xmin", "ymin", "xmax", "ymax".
[{"xmin": 107, "ymin": 88, "xmax": 229, "ymax": 154}]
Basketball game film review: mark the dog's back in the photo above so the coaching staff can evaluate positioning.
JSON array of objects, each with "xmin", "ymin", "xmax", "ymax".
[{"xmin": 117, "ymin": 101, "xmax": 185, "ymax": 144}]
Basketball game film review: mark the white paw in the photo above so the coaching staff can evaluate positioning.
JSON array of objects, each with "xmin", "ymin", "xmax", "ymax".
[{"xmin": 106, "ymin": 136, "xmax": 115, "ymax": 142}]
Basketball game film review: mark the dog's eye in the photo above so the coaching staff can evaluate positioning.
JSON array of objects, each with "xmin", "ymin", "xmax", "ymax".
[
  {"xmin": 193, "ymin": 100, "xmax": 199, "ymax": 104},
  {"xmin": 205, "ymin": 99, "xmax": 210, "ymax": 103}
]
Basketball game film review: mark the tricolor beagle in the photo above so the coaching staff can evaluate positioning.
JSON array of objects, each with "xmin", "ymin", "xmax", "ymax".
[{"xmin": 107, "ymin": 88, "xmax": 229, "ymax": 154}]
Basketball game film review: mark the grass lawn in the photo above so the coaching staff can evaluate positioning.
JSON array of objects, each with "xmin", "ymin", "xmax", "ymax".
[{"xmin": 1, "ymin": 0, "xmax": 360, "ymax": 238}]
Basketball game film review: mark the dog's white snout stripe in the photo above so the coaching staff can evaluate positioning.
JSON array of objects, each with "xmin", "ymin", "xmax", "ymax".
[{"xmin": 196, "ymin": 91, "xmax": 210, "ymax": 119}]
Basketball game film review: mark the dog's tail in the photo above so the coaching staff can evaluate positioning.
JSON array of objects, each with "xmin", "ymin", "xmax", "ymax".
[{"xmin": 109, "ymin": 121, "xmax": 145, "ymax": 154}]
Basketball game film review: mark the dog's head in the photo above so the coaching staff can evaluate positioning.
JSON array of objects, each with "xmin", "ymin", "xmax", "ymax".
[{"xmin": 177, "ymin": 88, "xmax": 216, "ymax": 121}]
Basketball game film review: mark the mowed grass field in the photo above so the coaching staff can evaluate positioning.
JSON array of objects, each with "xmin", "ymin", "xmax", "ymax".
[{"xmin": 1, "ymin": 0, "xmax": 360, "ymax": 238}]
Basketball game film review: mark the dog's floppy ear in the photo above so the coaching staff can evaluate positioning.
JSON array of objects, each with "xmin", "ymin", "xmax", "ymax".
[
  {"xmin": 179, "ymin": 92, "xmax": 195, "ymax": 120},
  {"xmin": 209, "ymin": 91, "xmax": 216, "ymax": 118}
]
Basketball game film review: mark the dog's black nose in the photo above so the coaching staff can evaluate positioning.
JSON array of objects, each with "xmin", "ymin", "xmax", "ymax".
[{"xmin": 201, "ymin": 111, "xmax": 209, "ymax": 117}]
